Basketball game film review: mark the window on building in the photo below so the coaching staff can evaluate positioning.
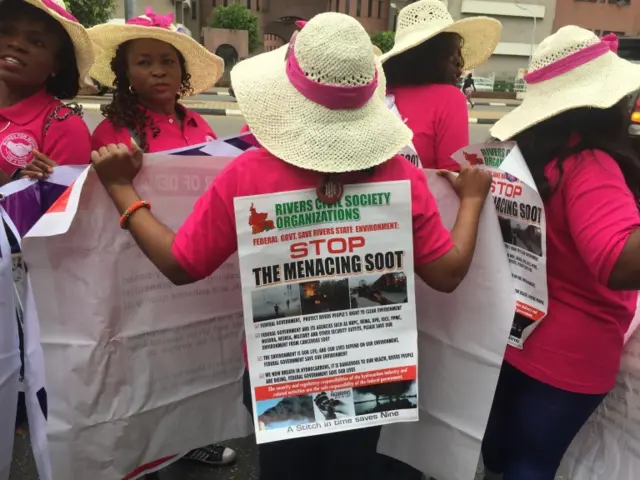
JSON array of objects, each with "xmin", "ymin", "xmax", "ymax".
[
  {"xmin": 247, "ymin": 0, "xmax": 251, "ymax": 9},
  {"xmin": 609, "ymin": 0, "xmax": 630, "ymax": 4},
  {"xmin": 603, "ymin": 30, "xmax": 625, "ymax": 35},
  {"xmin": 357, "ymin": 0, "xmax": 362, "ymax": 16},
  {"xmin": 346, "ymin": 0, "xmax": 351, "ymax": 13},
  {"xmin": 378, "ymin": 0, "xmax": 383, "ymax": 18},
  {"xmin": 336, "ymin": 0, "xmax": 340, "ymax": 12},
  {"xmin": 368, "ymin": 0, "xmax": 373, "ymax": 17},
  {"xmin": 223, "ymin": 0, "xmax": 228, "ymax": 6},
  {"xmin": 192, "ymin": 1, "xmax": 197, "ymax": 19}
]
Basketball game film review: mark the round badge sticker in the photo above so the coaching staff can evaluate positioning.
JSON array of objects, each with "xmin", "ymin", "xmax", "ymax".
[
  {"xmin": 316, "ymin": 176, "xmax": 344, "ymax": 205},
  {"xmin": 1, "ymin": 132, "xmax": 37, "ymax": 167}
]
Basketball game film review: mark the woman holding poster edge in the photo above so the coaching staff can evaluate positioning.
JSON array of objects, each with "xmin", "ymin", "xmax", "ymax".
[
  {"xmin": 482, "ymin": 27, "xmax": 640, "ymax": 480},
  {"xmin": 86, "ymin": 7, "xmax": 237, "ymax": 475},
  {"xmin": 90, "ymin": 13, "xmax": 492, "ymax": 480},
  {"xmin": 380, "ymin": 0, "xmax": 501, "ymax": 169}
]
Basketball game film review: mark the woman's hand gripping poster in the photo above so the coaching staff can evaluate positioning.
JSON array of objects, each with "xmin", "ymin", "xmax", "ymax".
[{"xmin": 234, "ymin": 181, "xmax": 419, "ymax": 443}]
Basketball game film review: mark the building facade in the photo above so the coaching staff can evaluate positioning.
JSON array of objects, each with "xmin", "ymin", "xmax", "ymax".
[
  {"xmin": 446, "ymin": 0, "xmax": 556, "ymax": 78},
  {"xmin": 553, "ymin": 0, "xmax": 638, "ymax": 37},
  {"xmin": 113, "ymin": 0, "xmax": 545, "ymax": 77}
]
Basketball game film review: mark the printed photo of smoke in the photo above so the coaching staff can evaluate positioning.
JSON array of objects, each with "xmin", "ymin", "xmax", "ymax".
[
  {"xmin": 312, "ymin": 390, "xmax": 355, "ymax": 421},
  {"xmin": 348, "ymin": 272, "xmax": 408, "ymax": 309},
  {"xmin": 353, "ymin": 380, "xmax": 418, "ymax": 416},
  {"xmin": 256, "ymin": 394, "xmax": 316, "ymax": 431}
]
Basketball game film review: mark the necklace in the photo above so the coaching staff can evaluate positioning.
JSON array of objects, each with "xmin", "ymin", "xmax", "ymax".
[{"xmin": 0, "ymin": 120, "xmax": 10, "ymax": 133}]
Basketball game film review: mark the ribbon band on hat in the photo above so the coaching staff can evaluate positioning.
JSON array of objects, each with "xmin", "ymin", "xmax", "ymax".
[
  {"xmin": 285, "ymin": 34, "xmax": 379, "ymax": 110},
  {"xmin": 126, "ymin": 6, "xmax": 174, "ymax": 28},
  {"xmin": 525, "ymin": 34, "xmax": 619, "ymax": 85}
]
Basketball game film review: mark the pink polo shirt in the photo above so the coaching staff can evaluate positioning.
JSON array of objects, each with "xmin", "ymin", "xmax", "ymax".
[
  {"xmin": 506, "ymin": 150, "xmax": 640, "ymax": 394},
  {"xmin": 389, "ymin": 84, "xmax": 468, "ymax": 171},
  {"xmin": 0, "ymin": 89, "xmax": 90, "ymax": 175},
  {"xmin": 171, "ymin": 148, "xmax": 454, "ymax": 364},
  {"xmin": 91, "ymin": 104, "xmax": 216, "ymax": 152}
]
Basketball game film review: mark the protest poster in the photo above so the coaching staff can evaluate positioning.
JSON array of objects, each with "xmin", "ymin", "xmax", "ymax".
[
  {"xmin": 235, "ymin": 182, "xmax": 418, "ymax": 443},
  {"xmin": 452, "ymin": 143, "xmax": 548, "ymax": 349}
]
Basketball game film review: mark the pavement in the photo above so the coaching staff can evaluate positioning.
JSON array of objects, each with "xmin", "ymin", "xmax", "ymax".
[{"xmin": 8, "ymin": 104, "xmax": 517, "ymax": 480}]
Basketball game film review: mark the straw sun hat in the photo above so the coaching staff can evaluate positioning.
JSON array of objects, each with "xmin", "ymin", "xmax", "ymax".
[
  {"xmin": 23, "ymin": 0, "xmax": 95, "ymax": 87},
  {"xmin": 380, "ymin": 0, "xmax": 501, "ymax": 70},
  {"xmin": 88, "ymin": 7, "xmax": 224, "ymax": 95},
  {"xmin": 491, "ymin": 26, "xmax": 640, "ymax": 140},
  {"xmin": 231, "ymin": 12, "xmax": 412, "ymax": 174}
]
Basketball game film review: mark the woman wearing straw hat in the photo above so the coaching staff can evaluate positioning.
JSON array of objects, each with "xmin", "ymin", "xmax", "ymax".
[
  {"xmin": 380, "ymin": 0, "xmax": 501, "ymax": 170},
  {"xmin": 89, "ymin": 12, "xmax": 492, "ymax": 480},
  {"xmin": 89, "ymin": 7, "xmax": 224, "ymax": 154},
  {"xmin": 86, "ymin": 8, "xmax": 237, "ymax": 476},
  {"xmin": 481, "ymin": 26, "xmax": 640, "ymax": 480},
  {"xmin": 0, "ymin": 0, "xmax": 95, "ymax": 181}
]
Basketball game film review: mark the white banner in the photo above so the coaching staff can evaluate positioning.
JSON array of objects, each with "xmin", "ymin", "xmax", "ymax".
[
  {"xmin": 0, "ymin": 222, "xmax": 19, "ymax": 480},
  {"xmin": 236, "ymin": 182, "xmax": 418, "ymax": 443}
]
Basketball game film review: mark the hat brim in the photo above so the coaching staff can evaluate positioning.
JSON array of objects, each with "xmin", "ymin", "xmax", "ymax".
[
  {"xmin": 380, "ymin": 17, "xmax": 502, "ymax": 70},
  {"xmin": 23, "ymin": 0, "xmax": 95, "ymax": 88},
  {"xmin": 231, "ymin": 45, "xmax": 413, "ymax": 173},
  {"xmin": 87, "ymin": 24, "xmax": 224, "ymax": 95},
  {"xmin": 491, "ymin": 52, "xmax": 640, "ymax": 140}
]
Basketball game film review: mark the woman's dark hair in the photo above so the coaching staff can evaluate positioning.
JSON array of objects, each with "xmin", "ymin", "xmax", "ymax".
[
  {"xmin": 512, "ymin": 100, "xmax": 640, "ymax": 201},
  {"xmin": 2, "ymin": 0, "xmax": 80, "ymax": 99},
  {"xmin": 383, "ymin": 33, "xmax": 464, "ymax": 87},
  {"xmin": 102, "ymin": 40, "xmax": 194, "ymax": 151}
]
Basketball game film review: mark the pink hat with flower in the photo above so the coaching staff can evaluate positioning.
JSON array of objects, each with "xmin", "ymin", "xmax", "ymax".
[
  {"xmin": 23, "ymin": 0, "xmax": 95, "ymax": 88},
  {"xmin": 87, "ymin": 6, "xmax": 224, "ymax": 95}
]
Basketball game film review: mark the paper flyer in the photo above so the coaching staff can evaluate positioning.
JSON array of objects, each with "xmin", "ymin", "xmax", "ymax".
[
  {"xmin": 454, "ymin": 143, "xmax": 548, "ymax": 348},
  {"xmin": 235, "ymin": 181, "xmax": 418, "ymax": 443}
]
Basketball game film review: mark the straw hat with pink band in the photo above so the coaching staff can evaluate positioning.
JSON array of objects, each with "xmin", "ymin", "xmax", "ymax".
[
  {"xmin": 22, "ymin": 0, "xmax": 95, "ymax": 88},
  {"xmin": 88, "ymin": 7, "xmax": 224, "ymax": 95},
  {"xmin": 231, "ymin": 12, "xmax": 412, "ymax": 174},
  {"xmin": 491, "ymin": 26, "xmax": 640, "ymax": 141}
]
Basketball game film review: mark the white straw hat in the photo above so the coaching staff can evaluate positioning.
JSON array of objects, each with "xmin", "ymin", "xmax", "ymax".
[
  {"xmin": 491, "ymin": 26, "xmax": 640, "ymax": 140},
  {"xmin": 231, "ymin": 12, "xmax": 412, "ymax": 174},
  {"xmin": 380, "ymin": 0, "xmax": 501, "ymax": 70},
  {"xmin": 23, "ymin": 0, "xmax": 95, "ymax": 88},
  {"xmin": 87, "ymin": 7, "xmax": 224, "ymax": 95}
]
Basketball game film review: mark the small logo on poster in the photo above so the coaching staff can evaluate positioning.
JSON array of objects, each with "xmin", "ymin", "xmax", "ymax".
[
  {"xmin": 249, "ymin": 203, "xmax": 275, "ymax": 234},
  {"xmin": 462, "ymin": 151, "xmax": 484, "ymax": 166}
]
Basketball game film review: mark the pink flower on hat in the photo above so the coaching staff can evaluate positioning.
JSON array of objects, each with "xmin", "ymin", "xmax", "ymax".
[{"xmin": 127, "ymin": 6, "xmax": 174, "ymax": 29}]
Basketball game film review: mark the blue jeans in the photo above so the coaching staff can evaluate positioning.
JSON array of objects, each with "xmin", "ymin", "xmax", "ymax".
[{"xmin": 481, "ymin": 362, "xmax": 606, "ymax": 480}]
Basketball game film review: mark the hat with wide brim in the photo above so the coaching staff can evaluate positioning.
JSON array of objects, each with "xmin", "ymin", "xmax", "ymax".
[
  {"xmin": 380, "ymin": 0, "xmax": 501, "ymax": 70},
  {"xmin": 231, "ymin": 12, "xmax": 412, "ymax": 174},
  {"xmin": 23, "ymin": 0, "xmax": 95, "ymax": 87},
  {"xmin": 87, "ymin": 8, "xmax": 224, "ymax": 95},
  {"xmin": 491, "ymin": 26, "xmax": 640, "ymax": 140}
]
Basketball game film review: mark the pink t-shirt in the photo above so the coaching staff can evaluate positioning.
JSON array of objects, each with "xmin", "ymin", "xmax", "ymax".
[
  {"xmin": 0, "ymin": 89, "xmax": 90, "ymax": 175},
  {"xmin": 91, "ymin": 105, "xmax": 216, "ymax": 152},
  {"xmin": 172, "ymin": 148, "xmax": 454, "ymax": 364},
  {"xmin": 389, "ymin": 84, "xmax": 468, "ymax": 171},
  {"xmin": 507, "ymin": 150, "xmax": 640, "ymax": 394}
]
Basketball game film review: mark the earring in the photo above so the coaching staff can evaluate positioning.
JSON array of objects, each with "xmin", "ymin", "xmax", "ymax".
[
  {"xmin": 51, "ymin": 72, "xmax": 57, "ymax": 78},
  {"xmin": 129, "ymin": 85, "xmax": 135, "ymax": 93}
]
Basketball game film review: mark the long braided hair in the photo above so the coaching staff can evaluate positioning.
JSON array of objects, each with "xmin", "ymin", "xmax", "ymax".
[{"xmin": 102, "ymin": 41, "xmax": 194, "ymax": 152}]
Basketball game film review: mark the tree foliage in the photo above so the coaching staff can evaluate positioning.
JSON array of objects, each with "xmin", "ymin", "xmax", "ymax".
[
  {"xmin": 208, "ymin": 3, "xmax": 260, "ymax": 53},
  {"xmin": 370, "ymin": 31, "xmax": 395, "ymax": 53},
  {"xmin": 64, "ymin": 0, "xmax": 115, "ymax": 28}
]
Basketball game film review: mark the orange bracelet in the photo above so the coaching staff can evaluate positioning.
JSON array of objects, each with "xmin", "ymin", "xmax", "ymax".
[{"xmin": 120, "ymin": 200, "xmax": 151, "ymax": 229}]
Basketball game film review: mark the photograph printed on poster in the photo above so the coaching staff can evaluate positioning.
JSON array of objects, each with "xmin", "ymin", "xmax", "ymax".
[
  {"xmin": 352, "ymin": 379, "xmax": 418, "ymax": 416},
  {"xmin": 348, "ymin": 272, "xmax": 408, "ymax": 309},
  {"xmin": 312, "ymin": 390, "xmax": 355, "ymax": 421},
  {"xmin": 298, "ymin": 279, "xmax": 351, "ymax": 315},
  {"xmin": 256, "ymin": 394, "xmax": 316, "ymax": 431},
  {"xmin": 251, "ymin": 283, "xmax": 302, "ymax": 323},
  {"xmin": 499, "ymin": 217, "xmax": 543, "ymax": 256}
]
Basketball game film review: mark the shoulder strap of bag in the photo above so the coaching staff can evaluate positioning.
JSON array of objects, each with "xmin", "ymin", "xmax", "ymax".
[{"xmin": 126, "ymin": 127, "xmax": 143, "ymax": 152}]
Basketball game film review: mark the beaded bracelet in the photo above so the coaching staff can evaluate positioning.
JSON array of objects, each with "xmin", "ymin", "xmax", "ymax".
[{"xmin": 120, "ymin": 200, "xmax": 151, "ymax": 229}]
